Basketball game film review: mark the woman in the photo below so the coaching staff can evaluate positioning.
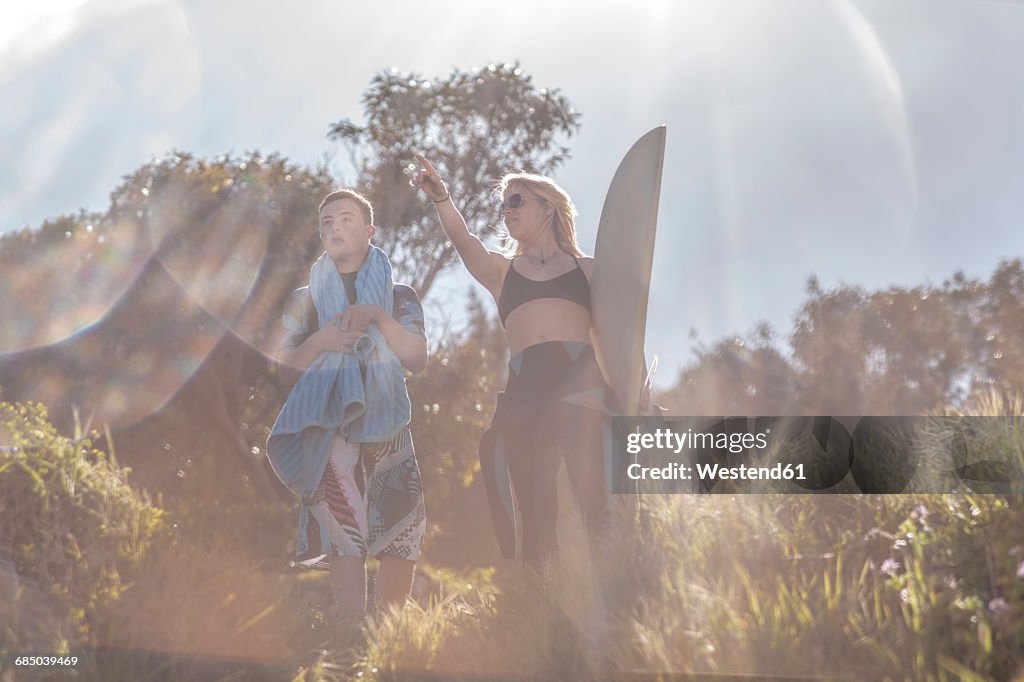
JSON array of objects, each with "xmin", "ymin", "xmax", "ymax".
[{"xmin": 412, "ymin": 154, "xmax": 610, "ymax": 565}]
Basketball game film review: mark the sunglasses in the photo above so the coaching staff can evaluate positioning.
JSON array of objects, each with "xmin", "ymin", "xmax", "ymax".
[{"xmin": 500, "ymin": 192, "xmax": 541, "ymax": 211}]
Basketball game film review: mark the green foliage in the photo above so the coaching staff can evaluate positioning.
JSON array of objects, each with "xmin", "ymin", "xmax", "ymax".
[
  {"xmin": 103, "ymin": 150, "xmax": 336, "ymax": 347},
  {"xmin": 873, "ymin": 496, "xmax": 1024, "ymax": 680},
  {"xmin": 0, "ymin": 150, "xmax": 334, "ymax": 440},
  {"xmin": 789, "ymin": 277, "xmax": 971, "ymax": 415},
  {"xmin": 305, "ymin": 398, "xmax": 1024, "ymax": 679},
  {"xmin": 660, "ymin": 260, "xmax": 1024, "ymax": 416},
  {"xmin": 322, "ymin": 493, "xmax": 1024, "ymax": 681},
  {"xmin": 664, "ymin": 323, "xmax": 797, "ymax": 416},
  {"xmin": 0, "ymin": 402, "xmax": 163, "ymax": 651},
  {"xmin": 329, "ymin": 61, "xmax": 581, "ymax": 297},
  {"xmin": 360, "ymin": 596, "xmax": 482, "ymax": 681}
]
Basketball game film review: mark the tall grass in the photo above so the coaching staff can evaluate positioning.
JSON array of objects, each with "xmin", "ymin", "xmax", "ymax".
[
  {"xmin": 302, "ymin": 396, "xmax": 1024, "ymax": 681},
  {"xmin": 3, "ymin": 397, "xmax": 1022, "ymax": 681},
  {"xmin": 309, "ymin": 492, "xmax": 1020, "ymax": 681}
]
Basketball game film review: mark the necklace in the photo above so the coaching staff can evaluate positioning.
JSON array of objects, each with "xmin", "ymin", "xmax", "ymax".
[{"xmin": 523, "ymin": 249, "xmax": 559, "ymax": 269}]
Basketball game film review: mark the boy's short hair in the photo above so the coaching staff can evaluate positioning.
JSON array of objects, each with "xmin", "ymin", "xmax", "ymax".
[{"xmin": 318, "ymin": 189, "xmax": 374, "ymax": 225}]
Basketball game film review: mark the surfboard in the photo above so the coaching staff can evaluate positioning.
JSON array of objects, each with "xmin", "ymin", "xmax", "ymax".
[{"xmin": 591, "ymin": 126, "xmax": 666, "ymax": 416}]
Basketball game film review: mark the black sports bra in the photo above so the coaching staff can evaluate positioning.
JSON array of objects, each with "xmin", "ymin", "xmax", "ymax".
[{"xmin": 497, "ymin": 256, "xmax": 592, "ymax": 326}]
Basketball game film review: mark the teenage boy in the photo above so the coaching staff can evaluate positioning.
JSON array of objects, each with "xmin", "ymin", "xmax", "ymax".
[{"xmin": 269, "ymin": 189, "xmax": 427, "ymax": 620}]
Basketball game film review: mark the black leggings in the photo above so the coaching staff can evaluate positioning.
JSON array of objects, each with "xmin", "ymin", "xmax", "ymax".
[{"xmin": 480, "ymin": 341, "xmax": 610, "ymax": 564}]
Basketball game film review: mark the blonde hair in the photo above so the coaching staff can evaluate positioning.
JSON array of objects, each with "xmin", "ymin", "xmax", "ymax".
[{"xmin": 498, "ymin": 173, "xmax": 584, "ymax": 257}]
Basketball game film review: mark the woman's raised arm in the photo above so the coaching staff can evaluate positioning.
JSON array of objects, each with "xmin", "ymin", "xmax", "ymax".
[{"xmin": 412, "ymin": 153, "xmax": 506, "ymax": 295}]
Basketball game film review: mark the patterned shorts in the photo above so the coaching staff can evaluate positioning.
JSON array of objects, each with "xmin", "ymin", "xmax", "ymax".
[{"xmin": 295, "ymin": 427, "xmax": 425, "ymax": 569}]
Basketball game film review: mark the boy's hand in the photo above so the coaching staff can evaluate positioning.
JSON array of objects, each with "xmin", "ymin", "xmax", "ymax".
[
  {"xmin": 335, "ymin": 331, "xmax": 364, "ymax": 355},
  {"xmin": 312, "ymin": 322, "xmax": 364, "ymax": 355},
  {"xmin": 337, "ymin": 305, "xmax": 382, "ymax": 333}
]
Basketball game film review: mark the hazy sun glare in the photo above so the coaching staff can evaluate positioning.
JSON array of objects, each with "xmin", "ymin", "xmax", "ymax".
[
  {"xmin": 0, "ymin": 0, "xmax": 163, "ymax": 74},
  {"xmin": 0, "ymin": 0, "xmax": 91, "ymax": 69}
]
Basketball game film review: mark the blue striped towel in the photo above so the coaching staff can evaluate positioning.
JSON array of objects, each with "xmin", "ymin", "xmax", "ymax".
[{"xmin": 266, "ymin": 246, "xmax": 412, "ymax": 501}]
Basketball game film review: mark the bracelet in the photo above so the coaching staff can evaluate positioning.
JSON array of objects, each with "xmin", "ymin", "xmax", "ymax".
[{"xmin": 432, "ymin": 193, "xmax": 451, "ymax": 205}]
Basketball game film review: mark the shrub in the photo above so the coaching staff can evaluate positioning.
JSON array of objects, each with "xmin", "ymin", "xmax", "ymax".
[{"xmin": 0, "ymin": 401, "xmax": 163, "ymax": 651}]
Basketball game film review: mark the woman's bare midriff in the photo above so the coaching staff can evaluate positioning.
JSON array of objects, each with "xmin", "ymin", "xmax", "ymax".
[{"xmin": 502, "ymin": 299, "xmax": 593, "ymax": 357}]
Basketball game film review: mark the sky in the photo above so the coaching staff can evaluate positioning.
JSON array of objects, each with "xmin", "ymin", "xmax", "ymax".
[{"xmin": 2, "ymin": 0, "xmax": 1023, "ymax": 389}]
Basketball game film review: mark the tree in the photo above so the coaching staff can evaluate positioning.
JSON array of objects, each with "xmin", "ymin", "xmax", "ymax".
[
  {"xmin": 790, "ymin": 279, "xmax": 974, "ymax": 415},
  {"xmin": 660, "ymin": 262, "xmax": 1024, "ymax": 418},
  {"xmin": 328, "ymin": 62, "xmax": 581, "ymax": 297},
  {"xmin": 0, "ymin": 151, "xmax": 335, "ymax": 549},
  {"xmin": 975, "ymin": 261, "xmax": 1024, "ymax": 393},
  {"xmin": 657, "ymin": 323, "xmax": 799, "ymax": 416}
]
